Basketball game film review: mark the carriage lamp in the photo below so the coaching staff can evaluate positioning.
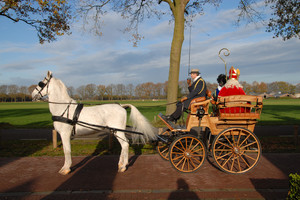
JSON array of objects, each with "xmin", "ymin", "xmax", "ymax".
[{"xmin": 196, "ymin": 106, "xmax": 205, "ymax": 119}]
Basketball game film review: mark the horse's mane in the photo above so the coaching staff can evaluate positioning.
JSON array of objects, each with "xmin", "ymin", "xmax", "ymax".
[{"xmin": 52, "ymin": 77, "xmax": 74, "ymax": 101}]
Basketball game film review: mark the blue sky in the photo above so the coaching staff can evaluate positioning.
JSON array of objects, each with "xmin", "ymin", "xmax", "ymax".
[{"xmin": 0, "ymin": 1, "xmax": 299, "ymax": 88}]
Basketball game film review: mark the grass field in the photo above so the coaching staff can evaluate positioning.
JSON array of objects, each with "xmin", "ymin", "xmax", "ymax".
[
  {"xmin": 0, "ymin": 98, "xmax": 299, "ymax": 129},
  {"xmin": 0, "ymin": 98, "xmax": 299, "ymax": 156}
]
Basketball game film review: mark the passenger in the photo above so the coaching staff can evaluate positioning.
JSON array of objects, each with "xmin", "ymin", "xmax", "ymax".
[
  {"xmin": 218, "ymin": 66, "xmax": 246, "ymax": 113},
  {"xmin": 163, "ymin": 69, "xmax": 207, "ymax": 123},
  {"xmin": 212, "ymin": 74, "xmax": 227, "ymax": 114},
  {"xmin": 213, "ymin": 74, "xmax": 227, "ymax": 101}
]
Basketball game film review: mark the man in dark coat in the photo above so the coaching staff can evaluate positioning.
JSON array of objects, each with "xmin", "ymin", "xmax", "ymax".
[{"xmin": 164, "ymin": 69, "xmax": 207, "ymax": 122}]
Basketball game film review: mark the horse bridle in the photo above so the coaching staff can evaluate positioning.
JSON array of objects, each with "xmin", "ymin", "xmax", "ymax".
[{"xmin": 34, "ymin": 75, "xmax": 52, "ymax": 99}]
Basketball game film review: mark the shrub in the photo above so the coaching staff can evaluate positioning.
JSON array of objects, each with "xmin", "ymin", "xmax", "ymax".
[{"xmin": 287, "ymin": 173, "xmax": 300, "ymax": 200}]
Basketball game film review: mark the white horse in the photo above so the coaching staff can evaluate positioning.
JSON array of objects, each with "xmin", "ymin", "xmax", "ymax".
[{"xmin": 32, "ymin": 71, "xmax": 157, "ymax": 175}]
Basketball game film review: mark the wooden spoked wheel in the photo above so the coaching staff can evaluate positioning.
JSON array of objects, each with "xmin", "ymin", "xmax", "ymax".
[
  {"xmin": 156, "ymin": 130, "xmax": 172, "ymax": 160},
  {"xmin": 169, "ymin": 135, "xmax": 206, "ymax": 173},
  {"xmin": 212, "ymin": 127, "xmax": 261, "ymax": 174}
]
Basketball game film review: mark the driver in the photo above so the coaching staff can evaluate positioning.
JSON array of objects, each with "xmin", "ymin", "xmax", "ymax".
[{"xmin": 163, "ymin": 69, "xmax": 207, "ymax": 123}]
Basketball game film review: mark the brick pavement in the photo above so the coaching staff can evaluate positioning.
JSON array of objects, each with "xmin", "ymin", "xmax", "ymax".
[{"xmin": 0, "ymin": 154, "xmax": 299, "ymax": 200}]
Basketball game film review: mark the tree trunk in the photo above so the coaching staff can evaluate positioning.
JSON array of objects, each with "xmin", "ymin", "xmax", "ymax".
[{"xmin": 166, "ymin": 2, "xmax": 185, "ymax": 114}]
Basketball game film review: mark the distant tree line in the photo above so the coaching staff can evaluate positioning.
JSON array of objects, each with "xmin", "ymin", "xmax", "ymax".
[{"xmin": 0, "ymin": 81, "xmax": 299, "ymax": 102}]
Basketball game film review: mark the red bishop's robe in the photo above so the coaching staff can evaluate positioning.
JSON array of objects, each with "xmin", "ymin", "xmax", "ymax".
[{"xmin": 218, "ymin": 79, "xmax": 247, "ymax": 113}]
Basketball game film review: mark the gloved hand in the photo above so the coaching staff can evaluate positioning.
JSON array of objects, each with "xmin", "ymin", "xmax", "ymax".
[
  {"xmin": 187, "ymin": 78, "xmax": 191, "ymax": 86},
  {"xmin": 180, "ymin": 96, "xmax": 188, "ymax": 102}
]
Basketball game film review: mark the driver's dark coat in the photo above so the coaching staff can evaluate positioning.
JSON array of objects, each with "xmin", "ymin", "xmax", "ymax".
[{"xmin": 183, "ymin": 76, "xmax": 207, "ymax": 109}]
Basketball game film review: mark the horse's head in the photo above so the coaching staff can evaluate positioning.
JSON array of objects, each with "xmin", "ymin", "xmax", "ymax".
[{"xmin": 32, "ymin": 71, "xmax": 53, "ymax": 101}]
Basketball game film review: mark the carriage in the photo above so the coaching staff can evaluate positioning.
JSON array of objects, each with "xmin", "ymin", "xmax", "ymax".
[
  {"xmin": 32, "ymin": 70, "xmax": 262, "ymax": 175},
  {"xmin": 156, "ymin": 92, "xmax": 263, "ymax": 174}
]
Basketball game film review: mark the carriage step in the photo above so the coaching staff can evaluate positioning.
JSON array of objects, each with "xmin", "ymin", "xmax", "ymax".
[
  {"xmin": 158, "ymin": 113, "xmax": 177, "ymax": 129},
  {"xmin": 158, "ymin": 113, "xmax": 185, "ymax": 130}
]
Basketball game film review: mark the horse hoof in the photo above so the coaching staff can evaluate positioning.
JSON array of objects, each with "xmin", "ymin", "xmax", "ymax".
[
  {"xmin": 59, "ymin": 168, "xmax": 71, "ymax": 175},
  {"xmin": 118, "ymin": 167, "xmax": 126, "ymax": 173}
]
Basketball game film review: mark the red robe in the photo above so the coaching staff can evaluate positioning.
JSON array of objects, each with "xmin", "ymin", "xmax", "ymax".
[
  {"xmin": 218, "ymin": 79, "xmax": 246, "ymax": 113},
  {"xmin": 218, "ymin": 86, "xmax": 245, "ymax": 96}
]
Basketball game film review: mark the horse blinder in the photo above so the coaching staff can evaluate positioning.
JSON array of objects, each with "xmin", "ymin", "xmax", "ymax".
[{"xmin": 38, "ymin": 81, "xmax": 46, "ymax": 88}]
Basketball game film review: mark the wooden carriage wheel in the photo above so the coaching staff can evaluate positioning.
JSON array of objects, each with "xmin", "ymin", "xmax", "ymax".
[
  {"xmin": 212, "ymin": 127, "xmax": 261, "ymax": 174},
  {"xmin": 156, "ymin": 130, "xmax": 172, "ymax": 160},
  {"xmin": 169, "ymin": 135, "xmax": 206, "ymax": 173}
]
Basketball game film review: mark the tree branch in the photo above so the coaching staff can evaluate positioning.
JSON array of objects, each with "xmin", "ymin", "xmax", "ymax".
[
  {"xmin": 162, "ymin": 0, "xmax": 175, "ymax": 14},
  {"xmin": 0, "ymin": 13, "xmax": 19, "ymax": 22}
]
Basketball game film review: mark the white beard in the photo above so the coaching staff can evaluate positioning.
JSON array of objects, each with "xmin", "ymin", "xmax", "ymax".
[{"xmin": 224, "ymin": 79, "xmax": 243, "ymax": 89}]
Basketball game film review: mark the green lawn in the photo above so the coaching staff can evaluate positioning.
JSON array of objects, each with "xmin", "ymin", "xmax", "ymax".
[
  {"xmin": 1, "ymin": 99, "xmax": 299, "ymax": 157},
  {"xmin": 0, "ymin": 98, "xmax": 299, "ymax": 129},
  {"xmin": 258, "ymin": 98, "xmax": 300, "ymax": 125}
]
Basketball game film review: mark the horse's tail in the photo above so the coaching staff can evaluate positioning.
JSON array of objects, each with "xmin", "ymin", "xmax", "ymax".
[{"xmin": 121, "ymin": 104, "xmax": 157, "ymax": 144}]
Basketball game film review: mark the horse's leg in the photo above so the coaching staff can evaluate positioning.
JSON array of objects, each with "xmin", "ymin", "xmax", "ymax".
[
  {"xmin": 58, "ymin": 130, "xmax": 72, "ymax": 175},
  {"xmin": 115, "ymin": 131, "xmax": 129, "ymax": 172}
]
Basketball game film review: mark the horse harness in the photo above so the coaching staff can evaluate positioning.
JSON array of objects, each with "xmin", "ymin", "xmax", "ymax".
[
  {"xmin": 52, "ymin": 103, "xmax": 84, "ymax": 136},
  {"xmin": 50, "ymin": 103, "xmax": 143, "ymax": 141}
]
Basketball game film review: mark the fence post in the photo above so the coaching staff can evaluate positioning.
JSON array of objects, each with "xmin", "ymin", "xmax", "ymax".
[
  {"xmin": 52, "ymin": 129, "xmax": 57, "ymax": 149},
  {"xmin": 294, "ymin": 125, "xmax": 299, "ymax": 147}
]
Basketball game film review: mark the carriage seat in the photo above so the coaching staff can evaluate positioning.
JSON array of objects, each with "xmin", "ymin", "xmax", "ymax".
[
  {"xmin": 217, "ymin": 95, "xmax": 263, "ymax": 120},
  {"xmin": 188, "ymin": 90, "xmax": 211, "ymax": 110}
]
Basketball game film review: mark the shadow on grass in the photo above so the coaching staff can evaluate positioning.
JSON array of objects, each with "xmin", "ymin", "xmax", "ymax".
[
  {"xmin": 0, "ymin": 140, "xmax": 52, "ymax": 158},
  {"xmin": 0, "ymin": 108, "xmax": 49, "ymax": 118},
  {"xmin": 259, "ymin": 105, "xmax": 300, "ymax": 125}
]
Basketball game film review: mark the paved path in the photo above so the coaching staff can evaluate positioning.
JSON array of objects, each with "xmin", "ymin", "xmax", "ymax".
[{"xmin": 0, "ymin": 154, "xmax": 299, "ymax": 199}]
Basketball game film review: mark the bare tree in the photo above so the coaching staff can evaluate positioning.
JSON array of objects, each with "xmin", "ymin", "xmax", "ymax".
[
  {"xmin": 106, "ymin": 84, "xmax": 114, "ymax": 100},
  {"xmin": 8, "ymin": 85, "xmax": 19, "ymax": 102},
  {"xmin": 277, "ymin": 81, "xmax": 295, "ymax": 94},
  {"xmin": 85, "ymin": 84, "xmax": 97, "ymax": 100},
  {"xmin": 126, "ymin": 84, "xmax": 135, "ymax": 99},
  {"xmin": 115, "ymin": 84, "xmax": 126, "ymax": 100},
  {"xmin": 256, "ymin": 82, "xmax": 268, "ymax": 94},
  {"xmin": 134, "ymin": 84, "xmax": 144, "ymax": 99},
  {"xmin": 240, "ymin": 81, "xmax": 252, "ymax": 94},
  {"xmin": 76, "ymin": 85, "xmax": 86, "ymax": 100},
  {"xmin": 206, "ymin": 82, "xmax": 218, "ymax": 94},
  {"xmin": 67, "ymin": 86, "xmax": 76, "ymax": 98},
  {"xmin": 19, "ymin": 86, "xmax": 28, "ymax": 102},
  {"xmin": 97, "ymin": 85, "xmax": 106, "ymax": 100},
  {"xmin": 296, "ymin": 83, "xmax": 300, "ymax": 93},
  {"xmin": 0, "ymin": 85, "xmax": 8, "ymax": 102},
  {"xmin": 252, "ymin": 81, "xmax": 260, "ymax": 94},
  {"xmin": 28, "ymin": 85, "xmax": 37, "ymax": 95},
  {"xmin": 154, "ymin": 82, "xmax": 165, "ymax": 99},
  {"xmin": 0, "ymin": 85, "xmax": 8, "ymax": 94}
]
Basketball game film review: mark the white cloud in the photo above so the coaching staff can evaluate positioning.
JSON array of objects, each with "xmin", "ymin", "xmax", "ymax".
[{"xmin": 0, "ymin": 1, "xmax": 299, "ymax": 88}]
